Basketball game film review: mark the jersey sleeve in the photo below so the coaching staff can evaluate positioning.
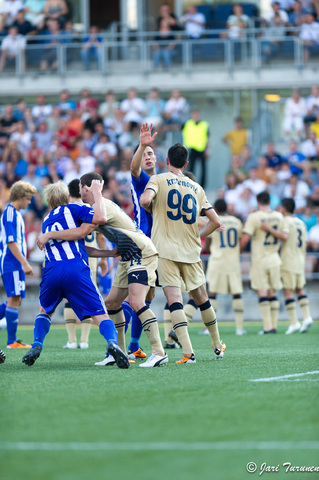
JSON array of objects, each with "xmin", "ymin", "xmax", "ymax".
[
  {"xmin": 144, "ymin": 174, "xmax": 159, "ymax": 195},
  {"xmin": 199, "ymin": 188, "xmax": 213, "ymax": 215},
  {"xmin": 243, "ymin": 213, "xmax": 255, "ymax": 236},
  {"xmin": 69, "ymin": 204, "xmax": 94, "ymax": 224},
  {"xmin": 3, "ymin": 208, "xmax": 17, "ymax": 243}
]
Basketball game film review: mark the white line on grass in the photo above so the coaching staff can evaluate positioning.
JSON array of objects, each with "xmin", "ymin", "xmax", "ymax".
[
  {"xmin": 249, "ymin": 370, "xmax": 319, "ymax": 383},
  {"xmin": 0, "ymin": 441, "xmax": 319, "ymax": 451}
]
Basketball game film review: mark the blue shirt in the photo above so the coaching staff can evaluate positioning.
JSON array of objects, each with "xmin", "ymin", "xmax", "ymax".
[
  {"xmin": 285, "ymin": 151, "xmax": 306, "ymax": 175},
  {"xmin": 42, "ymin": 203, "xmax": 94, "ymax": 265},
  {"xmin": 0, "ymin": 204, "xmax": 26, "ymax": 274},
  {"xmin": 131, "ymin": 170, "xmax": 153, "ymax": 238}
]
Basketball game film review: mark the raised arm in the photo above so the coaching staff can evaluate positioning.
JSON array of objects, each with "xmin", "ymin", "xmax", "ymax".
[
  {"xmin": 88, "ymin": 179, "xmax": 107, "ymax": 224},
  {"xmin": 199, "ymin": 208, "xmax": 221, "ymax": 238},
  {"xmin": 131, "ymin": 123, "xmax": 157, "ymax": 179}
]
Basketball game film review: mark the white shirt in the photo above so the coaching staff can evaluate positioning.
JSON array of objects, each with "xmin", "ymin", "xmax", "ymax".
[
  {"xmin": 1, "ymin": 34, "xmax": 26, "ymax": 54},
  {"xmin": 242, "ymin": 178, "xmax": 267, "ymax": 195},
  {"xmin": 120, "ymin": 98, "xmax": 146, "ymax": 124},
  {"xmin": 31, "ymin": 104, "xmax": 53, "ymax": 121},
  {"xmin": 10, "ymin": 130, "xmax": 31, "ymax": 154},
  {"xmin": 309, "ymin": 223, "xmax": 319, "ymax": 242},
  {"xmin": 301, "ymin": 138, "xmax": 319, "ymax": 157},
  {"xmin": 299, "ymin": 21, "xmax": 319, "ymax": 43},
  {"xmin": 164, "ymin": 97, "xmax": 188, "ymax": 122},
  {"xmin": 283, "ymin": 180, "xmax": 311, "ymax": 201},
  {"xmin": 306, "ymin": 95, "xmax": 319, "ymax": 115},
  {"xmin": 0, "ymin": 0, "xmax": 24, "ymax": 21},
  {"xmin": 93, "ymin": 142, "xmax": 117, "ymax": 158},
  {"xmin": 76, "ymin": 154, "xmax": 96, "ymax": 177},
  {"xmin": 183, "ymin": 12, "xmax": 206, "ymax": 38},
  {"xmin": 284, "ymin": 97, "xmax": 307, "ymax": 118},
  {"xmin": 227, "ymin": 14, "xmax": 250, "ymax": 38},
  {"xmin": 264, "ymin": 9, "xmax": 289, "ymax": 23}
]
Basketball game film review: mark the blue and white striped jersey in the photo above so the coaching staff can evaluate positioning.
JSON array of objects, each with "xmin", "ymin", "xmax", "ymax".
[
  {"xmin": 42, "ymin": 203, "xmax": 94, "ymax": 264},
  {"xmin": 131, "ymin": 170, "xmax": 153, "ymax": 238},
  {"xmin": 0, "ymin": 204, "xmax": 27, "ymax": 274}
]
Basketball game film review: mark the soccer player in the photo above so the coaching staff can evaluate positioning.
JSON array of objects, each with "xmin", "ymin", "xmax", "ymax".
[
  {"xmin": 63, "ymin": 179, "xmax": 108, "ymax": 350},
  {"xmin": 240, "ymin": 190, "xmax": 286, "ymax": 334},
  {"xmin": 206, "ymin": 199, "xmax": 246, "ymax": 335},
  {"xmin": 140, "ymin": 143, "xmax": 226, "ymax": 363},
  {"xmin": 0, "ymin": 348, "xmax": 5, "ymax": 363},
  {"xmin": 22, "ymin": 180, "xmax": 129, "ymax": 369},
  {"xmin": 0, "ymin": 181, "xmax": 37, "ymax": 349},
  {"xmin": 38, "ymin": 172, "xmax": 168, "ymax": 368},
  {"xmin": 261, "ymin": 197, "xmax": 313, "ymax": 334}
]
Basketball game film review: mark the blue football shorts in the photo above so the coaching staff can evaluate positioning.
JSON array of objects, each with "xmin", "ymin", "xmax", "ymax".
[
  {"xmin": 40, "ymin": 259, "xmax": 106, "ymax": 320},
  {"xmin": 1, "ymin": 269, "xmax": 26, "ymax": 298}
]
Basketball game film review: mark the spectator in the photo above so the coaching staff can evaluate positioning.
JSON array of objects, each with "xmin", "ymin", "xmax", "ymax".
[
  {"xmin": 92, "ymin": 133, "xmax": 117, "ymax": 160},
  {"xmin": 310, "ymin": 112, "xmax": 319, "ymax": 139},
  {"xmin": 289, "ymin": 0, "xmax": 306, "ymax": 26},
  {"xmin": 283, "ymin": 173, "xmax": 311, "ymax": 210},
  {"xmin": 308, "ymin": 212, "xmax": 319, "ymax": 250},
  {"xmin": 222, "ymin": 117, "xmax": 248, "ymax": 156},
  {"xmin": 21, "ymin": 163, "xmax": 43, "ymax": 190},
  {"xmin": 24, "ymin": 0, "xmax": 46, "ymax": 28},
  {"xmin": 56, "ymin": 89, "xmax": 76, "ymax": 115},
  {"xmin": 98, "ymin": 90, "xmax": 120, "ymax": 125},
  {"xmin": 0, "ymin": 104, "xmax": 18, "ymax": 134},
  {"xmin": 182, "ymin": 109, "xmax": 209, "ymax": 188},
  {"xmin": 3, "ymin": 160, "xmax": 19, "ymax": 187},
  {"xmin": 0, "ymin": 25, "xmax": 26, "ymax": 73},
  {"xmin": 39, "ymin": 18, "xmax": 65, "ymax": 72},
  {"xmin": 84, "ymin": 107, "xmax": 104, "ymax": 134},
  {"xmin": 80, "ymin": 25, "xmax": 103, "ymax": 70},
  {"xmin": 299, "ymin": 202, "xmax": 317, "ymax": 233},
  {"xmin": 43, "ymin": 0, "xmax": 68, "ymax": 27},
  {"xmin": 301, "ymin": 131, "xmax": 319, "ymax": 159},
  {"xmin": 283, "ymin": 90, "xmax": 307, "ymax": 140},
  {"xmin": 299, "ymin": 12, "xmax": 319, "ymax": 65},
  {"xmin": 277, "ymin": 160, "xmax": 292, "ymax": 182},
  {"xmin": 304, "ymin": 85, "xmax": 319, "ymax": 134},
  {"xmin": 34, "ymin": 121, "xmax": 53, "ymax": 152},
  {"xmin": 76, "ymin": 88, "xmax": 98, "ymax": 116},
  {"xmin": 263, "ymin": 1, "xmax": 290, "ymax": 24},
  {"xmin": 285, "ymin": 140, "xmax": 307, "ymax": 174},
  {"xmin": 234, "ymin": 187, "xmax": 256, "ymax": 220},
  {"xmin": 66, "ymin": 109, "xmax": 83, "ymax": 137},
  {"xmin": 256, "ymin": 155, "xmax": 272, "ymax": 183},
  {"xmin": 9, "ymin": 119, "xmax": 31, "ymax": 155},
  {"xmin": 13, "ymin": 97, "xmax": 27, "ymax": 121},
  {"xmin": 267, "ymin": 170, "xmax": 286, "ymax": 198},
  {"xmin": 26, "ymin": 136, "xmax": 44, "ymax": 165},
  {"xmin": 114, "ymin": 155, "xmax": 132, "ymax": 201},
  {"xmin": 31, "ymin": 94, "xmax": 53, "ymax": 124},
  {"xmin": 163, "ymin": 89, "xmax": 188, "ymax": 142},
  {"xmin": 180, "ymin": 5, "xmax": 206, "ymax": 39},
  {"xmin": 81, "ymin": 127, "xmax": 94, "ymax": 152},
  {"xmin": 225, "ymin": 4, "xmax": 250, "ymax": 39},
  {"xmin": 227, "ymin": 153, "xmax": 248, "ymax": 183},
  {"xmin": 12, "ymin": 8, "xmax": 36, "ymax": 36},
  {"xmin": 241, "ymin": 144, "xmax": 257, "ymax": 170},
  {"xmin": 156, "ymin": 3, "xmax": 179, "ymax": 31},
  {"xmin": 242, "ymin": 167, "xmax": 267, "ymax": 195},
  {"xmin": 120, "ymin": 88, "xmax": 146, "ymax": 132},
  {"xmin": 260, "ymin": 12, "xmax": 287, "ymax": 65},
  {"xmin": 56, "ymin": 116, "xmax": 77, "ymax": 150},
  {"xmin": 76, "ymin": 144, "xmax": 95, "ymax": 177},
  {"xmin": 144, "ymin": 88, "xmax": 166, "ymax": 128},
  {"xmin": 223, "ymin": 172, "xmax": 241, "ymax": 213},
  {"xmin": 153, "ymin": 18, "xmax": 175, "ymax": 70},
  {"xmin": 52, "ymin": 145, "xmax": 72, "ymax": 177},
  {"xmin": 46, "ymin": 105, "xmax": 60, "ymax": 131},
  {"xmin": 0, "ymin": 0, "xmax": 24, "ymax": 31},
  {"xmin": 264, "ymin": 142, "xmax": 283, "ymax": 169}
]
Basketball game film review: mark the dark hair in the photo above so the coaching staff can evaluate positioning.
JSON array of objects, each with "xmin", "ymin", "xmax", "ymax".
[
  {"xmin": 68, "ymin": 179, "xmax": 80, "ymax": 198},
  {"xmin": 257, "ymin": 190, "xmax": 270, "ymax": 205},
  {"xmin": 167, "ymin": 143, "xmax": 189, "ymax": 168},
  {"xmin": 80, "ymin": 172, "xmax": 103, "ymax": 187},
  {"xmin": 214, "ymin": 199, "xmax": 227, "ymax": 214},
  {"xmin": 281, "ymin": 197, "xmax": 295, "ymax": 214},
  {"xmin": 133, "ymin": 143, "xmax": 154, "ymax": 155}
]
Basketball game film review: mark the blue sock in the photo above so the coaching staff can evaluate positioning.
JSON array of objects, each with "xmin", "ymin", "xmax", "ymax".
[
  {"xmin": 6, "ymin": 306, "xmax": 19, "ymax": 345},
  {"xmin": 0, "ymin": 301, "xmax": 6, "ymax": 320},
  {"xmin": 122, "ymin": 300, "xmax": 133, "ymax": 333},
  {"xmin": 128, "ymin": 310, "xmax": 144, "ymax": 352},
  {"xmin": 99, "ymin": 319, "xmax": 118, "ymax": 344},
  {"xmin": 33, "ymin": 314, "xmax": 51, "ymax": 349}
]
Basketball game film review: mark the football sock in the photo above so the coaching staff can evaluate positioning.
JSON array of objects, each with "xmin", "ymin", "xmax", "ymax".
[
  {"xmin": 129, "ymin": 310, "xmax": 143, "ymax": 352},
  {"xmin": 258, "ymin": 297, "xmax": 272, "ymax": 331},
  {"xmin": 80, "ymin": 318, "xmax": 91, "ymax": 343},
  {"xmin": 269, "ymin": 297, "xmax": 280, "ymax": 330},
  {"xmin": 33, "ymin": 314, "xmax": 51, "ymax": 349},
  {"xmin": 209, "ymin": 295, "xmax": 217, "ymax": 312},
  {"xmin": 163, "ymin": 302, "xmax": 172, "ymax": 342},
  {"xmin": 99, "ymin": 318, "xmax": 118, "ymax": 345},
  {"xmin": 137, "ymin": 306, "xmax": 164, "ymax": 355},
  {"xmin": 184, "ymin": 298, "xmax": 197, "ymax": 323},
  {"xmin": 0, "ymin": 301, "xmax": 7, "ymax": 320},
  {"xmin": 169, "ymin": 302, "xmax": 193, "ymax": 355},
  {"xmin": 108, "ymin": 308, "xmax": 126, "ymax": 352},
  {"xmin": 298, "ymin": 295, "xmax": 310, "ymax": 320},
  {"xmin": 285, "ymin": 299, "xmax": 298, "ymax": 325},
  {"xmin": 199, "ymin": 300, "xmax": 221, "ymax": 350},
  {"xmin": 122, "ymin": 300, "xmax": 132, "ymax": 334},
  {"xmin": 64, "ymin": 303, "xmax": 77, "ymax": 343},
  {"xmin": 6, "ymin": 306, "xmax": 19, "ymax": 345},
  {"xmin": 232, "ymin": 297, "xmax": 244, "ymax": 331}
]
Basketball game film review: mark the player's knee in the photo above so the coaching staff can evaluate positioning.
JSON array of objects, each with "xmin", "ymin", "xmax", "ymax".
[
  {"xmin": 105, "ymin": 298, "xmax": 120, "ymax": 311},
  {"xmin": 129, "ymin": 297, "xmax": 145, "ymax": 313}
]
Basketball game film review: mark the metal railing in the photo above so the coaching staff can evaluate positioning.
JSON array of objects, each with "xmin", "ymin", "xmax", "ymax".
[{"xmin": 0, "ymin": 26, "xmax": 314, "ymax": 78}]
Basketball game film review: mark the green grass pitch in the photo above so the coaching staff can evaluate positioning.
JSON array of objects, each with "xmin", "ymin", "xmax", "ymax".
[{"xmin": 1, "ymin": 323, "xmax": 318, "ymax": 480}]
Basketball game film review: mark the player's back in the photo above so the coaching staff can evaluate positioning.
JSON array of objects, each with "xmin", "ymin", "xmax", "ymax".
[
  {"xmin": 244, "ymin": 210, "xmax": 284, "ymax": 266},
  {"xmin": 43, "ymin": 204, "xmax": 91, "ymax": 264},
  {"xmin": 147, "ymin": 172, "xmax": 212, "ymax": 263},
  {"xmin": 208, "ymin": 215, "xmax": 243, "ymax": 273},
  {"xmin": 0, "ymin": 203, "xmax": 26, "ymax": 274},
  {"xmin": 281, "ymin": 216, "xmax": 307, "ymax": 273}
]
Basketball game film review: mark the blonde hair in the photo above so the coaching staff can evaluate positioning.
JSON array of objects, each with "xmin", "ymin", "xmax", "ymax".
[
  {"xmin": 10, "ymin": 181, "xmax": 37, "ymax": 202},
  {"xmin": 44, "ymin": 181, "xmax": 69, "ymax": 209}
]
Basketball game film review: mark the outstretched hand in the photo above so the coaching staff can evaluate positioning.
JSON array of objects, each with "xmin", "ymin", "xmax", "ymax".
[{"xmin": 140, "ymin": 123, "xmax": 158, "ymax": 146}]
